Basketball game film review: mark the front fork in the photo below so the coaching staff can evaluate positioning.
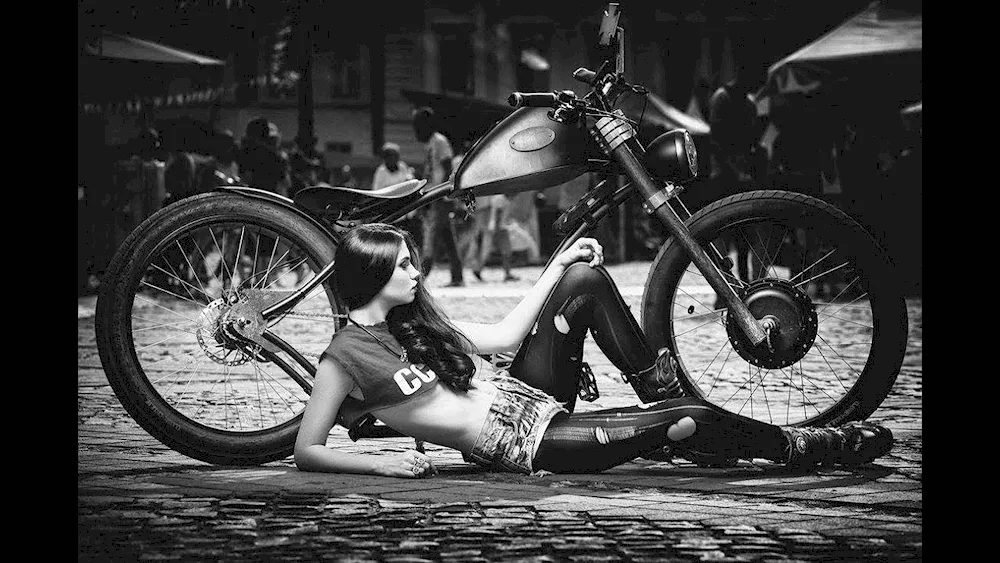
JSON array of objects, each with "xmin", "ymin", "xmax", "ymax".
[{"xmin": 594, "ymin": 118, "xmax": 768, "ymax": 347}]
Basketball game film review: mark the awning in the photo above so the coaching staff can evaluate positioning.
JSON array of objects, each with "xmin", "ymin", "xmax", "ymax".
[
  {"xmin": 616, "ymin": 91, "xmax": 711, "ymax": 137},
  {"xmin": 761, "ymin": 1, "xmax": 921, "ymax": 105},
  {"xmin": 83, "ymin": 32, "xmax": 226, "ymax": 65},
  {"xmin": 644, "ymin": 93, "xmax": 711, "ymax": 136}
]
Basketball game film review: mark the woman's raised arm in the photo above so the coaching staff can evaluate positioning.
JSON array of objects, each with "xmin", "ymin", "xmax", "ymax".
[{"xmin": 294, "ymin": 357, "xmax": 436, "ymax": 478}]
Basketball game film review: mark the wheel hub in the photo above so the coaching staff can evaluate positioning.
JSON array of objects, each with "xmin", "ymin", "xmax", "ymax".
[
  {"xmin": 726, "ymin": 278, "xmax": 818, "ymax": 369},
  {"xmin": 196, "ymin": 290, "xmax": 267, "ymax": 366}
]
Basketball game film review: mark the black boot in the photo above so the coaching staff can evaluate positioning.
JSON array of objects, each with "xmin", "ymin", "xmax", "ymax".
[
  {"xmin": 624, "ymin": 347, "xmax": 685, "ymax": 403},
  {"xmin": 782, "ymin": 421, "xmax": 894, "ymax": 468}
]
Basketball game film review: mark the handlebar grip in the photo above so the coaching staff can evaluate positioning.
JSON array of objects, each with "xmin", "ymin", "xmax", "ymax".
[
  {"xmin": 507, "ymin": 92, "xmax": 558, "ymax": 108},
  {"xmin": 573, "ymin": 67, "xmax": 597, "ymax": 85}
]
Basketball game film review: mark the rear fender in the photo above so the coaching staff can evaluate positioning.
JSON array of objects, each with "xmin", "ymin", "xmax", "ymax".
[{"xmin": 215, "ymin": 186, "xmax": 339, "ymax": 242}]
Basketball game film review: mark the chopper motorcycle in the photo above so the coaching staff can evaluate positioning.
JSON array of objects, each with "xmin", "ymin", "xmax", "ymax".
[{"xmin": 95, "ymin": 3, "xmax": 907, "ymax": 466}]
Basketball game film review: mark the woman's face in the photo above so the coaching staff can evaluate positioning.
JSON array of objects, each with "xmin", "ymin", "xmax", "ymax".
[{"xmin": 375, "ymin": 242, "xmax": 421, "ymax": 308}]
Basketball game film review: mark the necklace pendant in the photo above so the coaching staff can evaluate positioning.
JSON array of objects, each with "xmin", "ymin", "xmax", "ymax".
[{"xmin": 400, "ymin": 351, "xmax": 408, "ymax": 363}]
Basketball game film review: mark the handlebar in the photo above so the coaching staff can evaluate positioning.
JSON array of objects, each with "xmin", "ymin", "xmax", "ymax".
[
  {"xmin": 507, "ymin": 92, "xmax": 558, "ymax": 108},
  {"xmin": 572, "ymin": 67, "xmax": 598, "ymax": 85}
]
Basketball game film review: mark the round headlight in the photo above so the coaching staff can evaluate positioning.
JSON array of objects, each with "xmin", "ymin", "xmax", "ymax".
[{"xmin": 643, "ymin": 129, "xmax": 698, "ymax": 183}]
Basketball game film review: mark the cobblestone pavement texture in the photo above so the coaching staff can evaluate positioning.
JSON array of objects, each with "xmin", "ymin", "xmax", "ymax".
[{"xmin": 79, "ymin": 261, "xmax": 923, "ymax": 562}]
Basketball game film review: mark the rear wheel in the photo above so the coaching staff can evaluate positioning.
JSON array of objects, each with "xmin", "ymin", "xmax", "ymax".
[
  {"xmin": 95, "ymin": 192, "xmax": 346, "ymax": 465},
  {"xmin": 642, "ymin": 190, "xmax": 907, "ymax": 427}
]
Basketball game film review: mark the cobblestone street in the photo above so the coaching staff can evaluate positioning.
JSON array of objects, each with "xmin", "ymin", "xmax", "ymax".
[{"xmin": 79, "ymin": 261, "xmax": 923, "ymax": 562}]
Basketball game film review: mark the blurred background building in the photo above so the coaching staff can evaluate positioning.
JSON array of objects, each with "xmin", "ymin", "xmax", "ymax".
[{"xmin": 78, "ymin": 0, "xmax": 921, "ymax": 295}]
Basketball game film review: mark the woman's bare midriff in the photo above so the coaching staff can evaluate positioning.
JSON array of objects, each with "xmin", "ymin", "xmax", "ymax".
[{"xmin": 366, "ymin": 377, "xmax": 500, "ymax": 456}]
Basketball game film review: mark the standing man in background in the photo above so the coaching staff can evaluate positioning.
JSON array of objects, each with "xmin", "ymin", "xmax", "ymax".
[
  {"xmin": 708, "ymin": 70, "xmax": 766, "ymax": 307},
  {"xmin": 239, "ymin": 118, "xmax": 290, "ymax": 197},
  {"xmin": 372, "ymin": 142, "xmax": 414, "ymax": 191},
  {"xmin": 467, "ymin": 194, "xmax": 519, "ymax": 283},
  {"xmin": 413, "ymin": 106, "xmax": 464, "ymax": 287}
]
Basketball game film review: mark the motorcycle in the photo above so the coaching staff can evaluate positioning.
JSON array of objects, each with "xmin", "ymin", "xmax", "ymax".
[{"xmin": 95, "ymin": 3, "xmax": 907, "ymax": 466}]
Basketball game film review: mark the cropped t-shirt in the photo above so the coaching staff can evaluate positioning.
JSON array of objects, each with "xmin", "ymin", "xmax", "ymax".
[{"xmin": 322, "ymin": 322, "xmax": 440, "ymax": 415}]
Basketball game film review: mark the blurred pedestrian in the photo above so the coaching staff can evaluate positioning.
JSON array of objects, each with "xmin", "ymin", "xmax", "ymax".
[
  {"xmin": 372, "ymin": 142, "xmax": 414, "ymax": 191},
  {"xmin": 709, "ymin": 71, "xmax": 766, "ymax": 188},
  {"xmin": 767, "ymin": 96, "xmax": 835, "ymax": 298},
  {"xmin": 163, "ymin": 126, "xmax": 199, "ymax": 205},
  {"xmin": 413, "ymin": 106, "xmax": 464, "ymax": 287},
  {"xmin": 467, "ymin": 194, "xmax": 519, "ymax": 282},
  {"xmin": 238, "ymin": 117, "xmax": 290, "ymax": 196},
  {"xmin": 769, "ymin": 96, "xmax": 823, "ymax": 198},
  {"xmin": 195, "ymin": 129, "xmax": 241, "ymax": 193},
  {"xmin": 336, "ymin": 164, "xmax": 359, "ymax": 189},
  {"xmin": 288, "ymin": 145, "xmax": 324, "ymax": 198},
  {"xmin": 451, "ymin": 140, "xmax": 475, "ymax": 265},
  {"xmin": 708, "ymin": 69, "xmax": 767, "ymax": 307},
  {"xmin": 373, "ymin": 142, "xmax": 421, "ymax": 243}
]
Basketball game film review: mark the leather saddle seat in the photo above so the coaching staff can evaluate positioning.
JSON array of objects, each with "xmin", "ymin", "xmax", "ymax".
[{"xmin": 294, "ymin": 178, "xmax": 427, "ymax": 216}]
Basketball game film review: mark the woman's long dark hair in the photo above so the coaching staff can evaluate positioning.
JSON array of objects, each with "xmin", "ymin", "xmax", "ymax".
[{"xmin": 333, "ymin": 223, "xmax": 477, "ymax": 392}]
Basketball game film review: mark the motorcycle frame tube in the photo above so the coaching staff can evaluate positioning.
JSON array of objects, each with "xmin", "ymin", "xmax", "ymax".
[
  {"xmin": 610, "ymin": 137, "xmax": 767, "ymax": 346},
  {"xmin": 261, "ymin": 331, "xmax": 317, "ymax": 391}
]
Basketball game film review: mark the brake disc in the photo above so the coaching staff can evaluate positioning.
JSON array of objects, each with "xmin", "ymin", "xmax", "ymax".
[{"xmin": 196, "ymin": 297, "xmax": 260, "ymax": 366}]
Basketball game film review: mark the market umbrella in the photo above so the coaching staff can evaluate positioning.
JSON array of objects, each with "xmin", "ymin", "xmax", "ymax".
[
  {"xmin": 640, "ymin": 93, "xmax": 711, "ymax": 136},
  {"xmin": 760, "ymin": 0, "xmax": 921, "ymax": 106},
  {"xmin": 84, "ymin": 32, "xmax": 226, "ymax": 65}
]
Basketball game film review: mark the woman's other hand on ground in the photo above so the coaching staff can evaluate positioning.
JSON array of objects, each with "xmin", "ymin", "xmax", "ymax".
[
  {"xmin": 552, "ymin": 237, "xmax": 604, "ymax": 270},
  {"xmin": 374, "ymin": 449, "xmax": 438, "ymax": 478}
]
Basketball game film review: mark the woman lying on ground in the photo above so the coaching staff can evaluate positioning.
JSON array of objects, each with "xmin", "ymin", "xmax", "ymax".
[{"xmin": 294, "ymin": 223, "xmax": 892, "ymax": 478}]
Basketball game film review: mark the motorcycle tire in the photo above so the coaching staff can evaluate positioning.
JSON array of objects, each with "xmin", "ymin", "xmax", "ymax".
[
  {"xmin": 96, "ymin": 192, "xmax": 346, "ymax": 465},
  {"xmin": 642, "ymin": 190, "xmax": 907, "ymax": 427}
]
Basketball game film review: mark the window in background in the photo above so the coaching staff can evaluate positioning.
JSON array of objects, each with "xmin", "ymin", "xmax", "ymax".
[{"xmin": 313, "ymin": 32, "xmax": 371, "ymax": 104}]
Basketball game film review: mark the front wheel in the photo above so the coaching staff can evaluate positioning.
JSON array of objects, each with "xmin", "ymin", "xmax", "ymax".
[
  {"xmin": 642, "ymin": 190, "xmax": 907, "ymax": 427},
  {"xmin": 95, "ymin": 192, "xmax": 346, "ymax": 465}
]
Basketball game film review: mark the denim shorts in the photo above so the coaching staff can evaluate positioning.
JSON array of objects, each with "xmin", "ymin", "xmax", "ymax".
[{"xmin": 464, "ymin": 371, "xmax": 568, "ymax": 474}]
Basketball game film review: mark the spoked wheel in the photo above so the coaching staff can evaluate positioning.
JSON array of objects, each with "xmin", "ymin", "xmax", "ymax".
[
  {"xmin": 96, "ymin": 192, "xmax": 346, "ymax": 465},
  {"xmin": 642, "ymin": 190, "xmax": 907, "ymax": 427}
]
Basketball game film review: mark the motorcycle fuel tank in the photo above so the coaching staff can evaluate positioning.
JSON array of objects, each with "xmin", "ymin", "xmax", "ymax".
[{"xmin": 454, "ymin": 108, "xmax": 598, "ymax": 196}]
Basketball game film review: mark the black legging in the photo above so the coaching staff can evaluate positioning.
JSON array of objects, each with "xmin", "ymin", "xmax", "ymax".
[
  {"xmin": 508, "ymin": 262, "xmax": 654, "ymax": 413},
  {"xmin": 506, "ymin": 262, "xmax": 789, "ymax": 473}
]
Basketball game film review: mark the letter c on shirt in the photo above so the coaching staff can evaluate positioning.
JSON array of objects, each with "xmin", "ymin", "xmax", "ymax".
[
  {"xmin": 393, "ymin": 368, "xmax": 421, "ymax": 395},
  {"xmin": 410, "ymin": 364, "xmax": 436, "ymax": 383}
]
